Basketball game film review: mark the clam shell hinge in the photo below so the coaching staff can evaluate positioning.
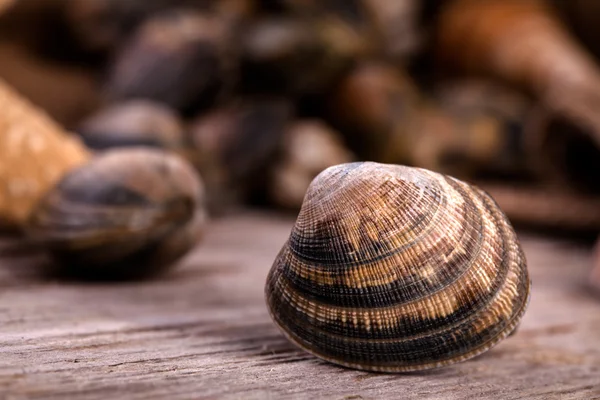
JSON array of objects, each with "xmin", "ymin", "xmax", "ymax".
[{"xmin": 265, "ymin": 161, "xmax": 531, "ymax": 372}]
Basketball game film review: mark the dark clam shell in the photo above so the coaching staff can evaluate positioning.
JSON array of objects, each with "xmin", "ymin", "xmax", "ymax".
[
  {"xmin": 77, "ymin": 100, "xmax": 185, "ymax": 151},
  {"xmin": 104, "ymin": 10, "xmax": 232, "ymax": 113},
  {"xmin": 27, "ymin": 148, "xmax": 206, "ymax": 280},
  {"xmin": 265, "ymin": 162, "xmax": 530, "ymax": 372}
]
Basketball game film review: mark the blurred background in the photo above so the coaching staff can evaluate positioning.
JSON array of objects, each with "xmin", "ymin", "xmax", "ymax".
[{"xmin": 1, "ymin": 0, "xmax": 600, "ymax": 283}]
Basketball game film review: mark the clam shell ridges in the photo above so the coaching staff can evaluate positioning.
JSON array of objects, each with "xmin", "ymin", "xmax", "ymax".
[{"xmin": 265, "ymin": 162, "xmax": 530, "ymax": 372}]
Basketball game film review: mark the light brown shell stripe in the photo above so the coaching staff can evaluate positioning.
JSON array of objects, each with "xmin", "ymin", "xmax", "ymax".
[{"xmin": 265, "ymin": 162, "xmax": 530, "ymax": 372}]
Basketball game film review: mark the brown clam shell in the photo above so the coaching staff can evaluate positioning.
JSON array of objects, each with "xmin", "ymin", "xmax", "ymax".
[
  {"xmin": 104, "ymin": 9, "xmax": 232, "ymax": 113},
  {"xmin": 78, "ymin": 100, "xmax": 185, "ymax": 151},
  {"xmin": 27, "ymin": 148, "xmax": 206, "ymax": 280},
  {"xmin": 265, "ymin": 162, "xmax": 530, "ymax": 372}
]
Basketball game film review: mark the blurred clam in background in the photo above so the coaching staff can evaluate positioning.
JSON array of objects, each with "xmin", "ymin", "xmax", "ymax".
[{"xmin": 0, "ymin": 0, "xmax": 599, "ymax": 291}]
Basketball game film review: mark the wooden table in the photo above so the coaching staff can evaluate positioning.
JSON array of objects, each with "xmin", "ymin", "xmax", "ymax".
[{"xmin": 1, "ymin": 212, "xmax": 599, "ymax": 399}]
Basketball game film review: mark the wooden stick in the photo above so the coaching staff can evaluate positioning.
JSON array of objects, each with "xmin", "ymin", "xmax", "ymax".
[{"xmin": 0, "ymin": 78, "xmax": 90, "ymax": 227}]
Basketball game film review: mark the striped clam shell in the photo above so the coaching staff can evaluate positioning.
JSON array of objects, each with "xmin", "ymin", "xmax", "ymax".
[
  {"xmin": 265, "ymin": 162, "xmax": 530, "ymax": 372},
  {"xmin": 27, "ymin": 148, "xmax": 206, "ymax": 280}
]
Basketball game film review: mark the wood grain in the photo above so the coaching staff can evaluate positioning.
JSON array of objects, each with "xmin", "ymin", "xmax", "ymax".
[{"xmin": 0, "ymin": 212, "xmax": 599, "ymax": 399}]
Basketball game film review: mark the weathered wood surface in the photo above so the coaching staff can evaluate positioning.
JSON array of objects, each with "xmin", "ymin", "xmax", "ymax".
[{"xmin": 0, "ymin": 212, "xmax": 599, "ymax": 399}]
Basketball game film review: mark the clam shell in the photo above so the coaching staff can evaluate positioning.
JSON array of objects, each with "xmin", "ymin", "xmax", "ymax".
[
  {"xmin": 78, "ymin": 100, "xmax": 185, "ymax": 151},
  {"xmin": 265, "ymin": 162, "xmax": 530, "ymax": 372},
  {"xmin": 27, "ymin": 148, "xmax": 206, "ymax": 280}
]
